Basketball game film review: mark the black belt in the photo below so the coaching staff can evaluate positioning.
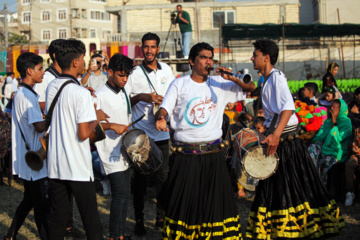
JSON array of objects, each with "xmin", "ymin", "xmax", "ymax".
[{"xmin": 171, "ymin": 139, "xmax": 230, "ymax": 154}]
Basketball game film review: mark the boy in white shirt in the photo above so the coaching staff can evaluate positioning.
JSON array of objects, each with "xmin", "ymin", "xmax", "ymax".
[
  {"xmin": 94, "ymin": 53, "xmax": 134, "ymax": 240},
  {"xmin": 45, "ymin": 39, "xmax": 108, "ymax": 240},
  {"xmin": 5, "ymin": 52, "xmax": 48, "ymax": 240}
]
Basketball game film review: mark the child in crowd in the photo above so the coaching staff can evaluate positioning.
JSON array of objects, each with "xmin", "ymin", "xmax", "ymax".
[
  {"xmin": 303, "ymin": 82, "xmax": 318, "ymax": 103},
  {"xmin": 254, "ymin": 116, "xmax": 266, "ymax": 133},
  {"xmin": 319, "ymin": 86, "xmax": 338, "ymax": 107}
]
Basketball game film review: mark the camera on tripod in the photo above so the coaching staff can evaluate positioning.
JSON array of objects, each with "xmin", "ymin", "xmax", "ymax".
[{"xmin": 170, "ymin": 11, "xmax": 177, "ymax": 24}]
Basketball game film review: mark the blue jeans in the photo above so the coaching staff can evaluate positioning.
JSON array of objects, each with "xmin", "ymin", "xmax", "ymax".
[
  {"xmin": 181, "ymin": 31, "xmax": 192, "ymax": 57},
  {"xmin": 108, "ymin": 168, "xmax": 132, "ymax": 238},
  {"xmin": 92, "ymin": 151, "xmax": 106, "ymax": 181}
]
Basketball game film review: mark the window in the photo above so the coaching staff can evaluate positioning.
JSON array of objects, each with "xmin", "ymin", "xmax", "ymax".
[
  {"xmin": 58, "ymin": 28, "xmax": 67, "ymax": 39},
  {"xmin": 22, "ymin": 12, "xmax": 31, "ymax": 23},
  {"xmin": 102, "ymin": 29, "xmax": 111, "ymax": 40},
  {"xmin": 90, "ymin": 10, "xmax": 111, "ymax": 21},
  {"xmin": 58, "ymin": 9, "xmax": 67, "ymax": 21},
  {"xmin": 212, "ymin": 10, "xmax": 235, "ymax": 29},
  {"xmin": 42, "ymin": 10, "xmax": 51, "ymax": 22},
  {"xmin": 40, "ymin": 0, "xmax": 50, "ymax": 3},
  {"xmin": 90, "ymin": 29, "xmax": 97, "ymax": 38},
  {"xmin": 22, "ymin": 0, "xmax": 33, "ymax": 5},
  {"xmin": 90, "ymin": 0, "xmax": 106, "ymax": 2},
  {"xmin": 42, "ymin": 29, "xmax": 51, "ymax": 40}
]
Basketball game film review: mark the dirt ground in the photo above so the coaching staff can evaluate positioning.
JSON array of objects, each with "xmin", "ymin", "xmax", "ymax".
[{"xmin": 0, "ymin": 177, "xmax": 359, "ymax": 240}]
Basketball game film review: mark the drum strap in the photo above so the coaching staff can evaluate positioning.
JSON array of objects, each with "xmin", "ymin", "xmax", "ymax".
[
  {"xmin": 45, "ymin": 80, "xmax": 74, "ymax": 130},
  {"xmin": 139, "ymin": 64, "xmax": 158, "ymax": 95}
]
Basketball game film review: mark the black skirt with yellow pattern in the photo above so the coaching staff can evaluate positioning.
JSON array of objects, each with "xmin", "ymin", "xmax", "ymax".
[
  {"xmin": 161, "ymin": 150, "xmax": 242, "ymax": 240},
  {"xmin": 246, "ymin": 138, "xmax": 345, "ymax": 239}
]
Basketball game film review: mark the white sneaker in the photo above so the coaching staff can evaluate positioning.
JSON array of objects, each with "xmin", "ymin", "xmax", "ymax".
[
  {"xmin": 345, "ymin": 192, "xmax": 355, "ymax": 206},
  {"xmin": 100, "ymin": 179, "xmax": 111, "ymax": 196}
]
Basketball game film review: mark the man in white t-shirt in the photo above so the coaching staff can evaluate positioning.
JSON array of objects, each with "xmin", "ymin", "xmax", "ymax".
[
  {"xmin": 155, "ymin": 42, "xmax": 255, "ymax": 239},
  {"xmin": 45, "ymin": 39, "xmax": 109, "ymax": 240},
  {"xmin": 94, "ymin": 53, "xmax": 135, "ymax": 240},
  {"xmin": 34, "ymin": 39, "xmax": 63, "ymax": 112},
  {"xmin": 127, "ymin": 32, "xmax": 175, "ymax": 235},
  {"xmin": 5, "ymin": 52, "xmax": 48, "ymax": 240}
]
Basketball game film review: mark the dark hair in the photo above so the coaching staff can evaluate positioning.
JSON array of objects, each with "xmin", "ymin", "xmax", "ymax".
[
  {"xmin": 48, "ymin": 39, "xmax": 64, "ymax": 62},
  {"xmin": 108, "ymin": 53, "xmax": 134, "ymax": 75},
  {"xmin": 189, "ymin": 42, "xmax": 214, "ymax": 63},
  {"xmin": 333, "ymin": 99, "xmax": 341, "ymax": 106},
  {"xmin": 6, "ymin": 72, "xmax": 14, "ymax": 76},
  {"xmin": 354, "ymin": 86, "xmax": 360, "ymax": 96},
  {"xmin": 56, "ymin": 39, "xmax": 86, "ymax": 71},
  {"xmin": 253, "ymin": 98, "xmax": 262, "ymax": 112},
  {"xmin": 142, "ymin": 32, "xmax": 160, "ymax": 47},
  {"xmin": 255, "ymin": 116, "xmax": 265, "ymax": 124},
  {"xmin": 298, "ymin": 87, "xmax": 304, "ymax": 99},
  {"xmin": 250, "ymin": 87, "xmax": 261, "ymax": 98},
  {"xmin": 16, "ymin": 52, "xmax": 43, "ymax": 79},
  {"xmin": 326, "ymin": 62, "xmax": 339, "ymax": 75},
  {"xmin": 252, "ymin": 39, "xmax": 279, "ymax": 65},
  {"xmin": 177, "ymin": 5, "xmax": 182, "ymax": 8},
  {"xmin": 304, "ymin": 82, "xmax": 318, "ymax": 96}
]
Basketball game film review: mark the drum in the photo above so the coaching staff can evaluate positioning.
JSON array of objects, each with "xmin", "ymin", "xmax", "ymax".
[
  {"xmin": 89, "ymin": 123, "xmax": 106, "ymax": 144},
  {"xmin": 235, "ymin": 128, "xmax": 279, "ymax": 180},
  {"xmin": 122, "ymin": 129, "xmax": 163, "ymax": 175}
]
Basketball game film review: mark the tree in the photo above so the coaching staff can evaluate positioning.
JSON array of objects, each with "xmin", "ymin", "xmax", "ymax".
[{"xmin": 8, "ymin": 33, "xmax": 29, "ymax": 45}]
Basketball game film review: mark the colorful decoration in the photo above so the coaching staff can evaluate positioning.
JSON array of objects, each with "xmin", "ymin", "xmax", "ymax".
[{"xmin": 294, "ymin": 100, "xmax": 327, "ymax": 131}]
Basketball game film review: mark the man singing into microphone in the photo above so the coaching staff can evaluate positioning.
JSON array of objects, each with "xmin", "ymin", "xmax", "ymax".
[{"xmin": 155, "ymin": 42, "xmax": 255, "ymax": 239}]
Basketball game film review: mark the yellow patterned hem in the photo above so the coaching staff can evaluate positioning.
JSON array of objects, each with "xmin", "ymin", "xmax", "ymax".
[
  {"xmin": 246, "ymin": 200, "xmax": 345, "ymax": 239},
  {"xmin": 163, "ymin": 215, "xmax": 242, "ymax": 240}
]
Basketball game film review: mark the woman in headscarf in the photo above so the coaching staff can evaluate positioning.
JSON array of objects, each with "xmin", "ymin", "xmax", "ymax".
[
  {"xmin": 308, "ymin": 99, "xmax": 352, "ymax": 185},
  {"xmin": 322, "ymin": 62, "xmax": 339, "ymax": 93}
]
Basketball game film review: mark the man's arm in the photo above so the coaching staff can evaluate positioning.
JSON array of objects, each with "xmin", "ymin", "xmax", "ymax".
[
  {"xmin": 101, "ymin": 123, "xmax": 129, "ymax": 135},
  {"xmin": 77, "ymin": 108, "xmax": 109, "ymax": 141},
  {"xmin": 39, "ymin": 102, "xmax": 46, "ymax": 112},
  {"xmin": 216, "ymin": 67, "xmax": 256, "ymax": 92},
  {"xmin": 130, "ymin": 92, "xmax": 163, "ymax": 107},
  {"xmin": 33, "ymin": 120, "xmax": 46, "ymax": 133},
  {"xmin": 177, "ymin": 12, "xmax": 189, "ymax": 24},
  {"xmin": 155, "ymin": 107, "xmax": 169, "ymax": 132}
]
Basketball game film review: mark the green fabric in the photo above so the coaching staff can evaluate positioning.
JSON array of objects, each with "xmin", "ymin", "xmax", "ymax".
[
  {"xmin": 176, "ymin": 11, "xmax": 192, "ymax": 33},
  {"xmin": 312, "ymin": 99, "xmax": 352, "ymax": 162}
]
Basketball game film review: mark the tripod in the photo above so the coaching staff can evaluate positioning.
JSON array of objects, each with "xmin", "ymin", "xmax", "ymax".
[{"xmin": 162, "ymin": 21, "xmax": 183, "ymax": 58}]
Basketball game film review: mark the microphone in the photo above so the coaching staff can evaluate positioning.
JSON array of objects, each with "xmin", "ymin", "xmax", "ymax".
[{"xmin": 205, "ymin": 65, "xmax": 252, "ymax": 84}]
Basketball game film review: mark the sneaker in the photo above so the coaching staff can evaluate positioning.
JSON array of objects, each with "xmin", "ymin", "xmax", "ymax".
[
  {"xmin": 134, "ymin": 219, "xmax": 147, "ymax": 236},
  {"xmin": 345, "ymin": 192, "xmax": 355, "ymax": 206},
  {"xmin": 100, "ymin": 179, "xmax": 111, "ymax": 196}
]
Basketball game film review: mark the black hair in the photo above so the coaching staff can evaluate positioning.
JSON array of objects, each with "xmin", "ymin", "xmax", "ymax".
[
  {"xmin": 255, "ymin": 116, "xmax": 265, "ymax": 124},
  {"xmin": 56, "ymin": 39, "xmax": 86, "ymax": 71},
  {"xmin": 48, "ymin": 39, "xmax": 64, "ymax": 62},
  {"xmin": 252, "ymin": 39, "xmax": 279, "ymax": 65},
  {"xmin": 108, "ymin": 53, "xmax": 134, "ymax": 75},
  {"xmin": 252, "ymin": 98, "xmax": 262, "ymax": 112},
  {"xmin": 141, "ymin": 32, "xmax": 160, "ymax": 47},
  {"xmin": 16, "ymin": 52, "xmax": 43, "ymax": 79},
  {"xmin": 6, "ymin": 72, "xmax": 14, "ymax": 76},
  {"xmin": 250, "ymin": 87, "xmax": 261, "ymax": 98},
  {"xmin": 177, "ymin": 4, "xmax": 182, "ymax": 8},
  {"xmin": 189, "ymin": 42, "xmax": 214, "ymax": 63},
  {"xmin": 304, "ymin": 82, "xmax": 318, "ymax": 96},
  {"xmin": 298, "ymin": 87, "xmax": 305, "ymax": 99},
  {"xmin": 354, "ymin": 86, "xmax": 360, "ymax": 96}
]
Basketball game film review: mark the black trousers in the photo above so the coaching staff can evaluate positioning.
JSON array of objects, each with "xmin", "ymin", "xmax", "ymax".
[
  {"xmin": 5, "ymin": 178, "xmax": 49, "ymax": 240},
  {"xmin": 133, "ymin": 139, "xmax": 169, "ymax": 220},
  {"xmin": 47, "ymin": 179, "xmax": 103, "ymax": 240}
]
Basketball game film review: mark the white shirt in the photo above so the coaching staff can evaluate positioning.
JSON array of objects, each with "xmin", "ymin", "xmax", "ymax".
[
  {"xmin": 82, "ymin": 71, "xmax": 108, "ymax": 91},
  {"xmin": 94, "ymin": 82, "xmax": 131, "ymax": 175},
  {"xmin": 45, "ymin": 74, "xmax": 97, "ymax": 181},
  {"xmin": 35, "ymin": 67, "xmax": 60, "ymax": 102},
  {"xmin": 12, "ymin": 84, "xmax": 47, "ymax": 181},
  {"xmin": 261, "ymin": 68, "xmax": 298, "ymax": 128},
  {"xmin": 160, "ymin": 75, "xmax": 246, "ymax": 143},
  {"xmin": 127, "ymin": 61, "xmax": 175, "ymax": 142}
]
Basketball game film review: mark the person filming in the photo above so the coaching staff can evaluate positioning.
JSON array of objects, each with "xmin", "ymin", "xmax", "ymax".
[{"xmin": 174, "ymin": 5, "xmax": 192, "ymax": 58}]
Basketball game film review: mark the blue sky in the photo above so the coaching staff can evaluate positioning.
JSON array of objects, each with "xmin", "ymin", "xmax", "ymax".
[{"xmin": 1, "ymin": 0, "xmax": 17, "ymax": 12}]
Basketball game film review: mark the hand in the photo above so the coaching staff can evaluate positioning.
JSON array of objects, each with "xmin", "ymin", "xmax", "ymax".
[
  {"xmin": 86, "ymin": 87, "xmax": 97, "ymax": 98},
  {"xmin": 351, "ymin": 105, "xmax": 359, "ymax": 114},
  {"xmin": 156, "ymin": 116, "xmax": 169, "ymax": 132},
  {"xmin": 261, "ymin": 133, "xmax": 280, "ymax": 156},
  {"xmin": 330, "ymin": 106, "xmax": 340, "ymax": 122},
  {"xmin": 94, "ymin": 103, "xmax": 109, "ymax": 123},
  {"xmin": 112, "ymin": 124, "xmax": 129, "ymax": 135},
  {"xmin": 215, "ymin": 67, "xmax": 236, "ymax": 81},
  {"xmin": 178, "ymin": 12, "xmax": 182, "ymax": 18},
  {"xmin": 143, "ymin": 92, "xmax": 164, "ymax": 105}
]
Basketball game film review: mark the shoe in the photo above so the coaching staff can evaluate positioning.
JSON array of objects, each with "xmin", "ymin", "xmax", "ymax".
[
  {"xmin": 134, "ymin": 219, "xmax": 147, "ymax": 236},
  {"xmin": 100, "ymin": 179, "xmax": 111, "ymax": 196},
  {"xmin": 155, "ymin": 218, "xmax": 164, "ymax": 229},
  {"xmin": 345, "ymin": 192, "xmax": 355, "ymax": 206}
]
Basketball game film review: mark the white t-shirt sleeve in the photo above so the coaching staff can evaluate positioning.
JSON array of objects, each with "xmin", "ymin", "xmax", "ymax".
[
  {"xmin": 160, "ymin": 81, "xmax": 178, "ymax": 118},
  {"xmin": 76, "ymin": 90, "xmax": 97, "ymax": 124},
  {"xmin": 27, "ymin": 97, "xmax": 44, "ymax": 125},
  {"xmin": 273, "ymin": 73, "xmax": 295, "ymax": 112},
  {"xmin": 225, "ymin": 81, "xmax": 247, "ymax": 103}
]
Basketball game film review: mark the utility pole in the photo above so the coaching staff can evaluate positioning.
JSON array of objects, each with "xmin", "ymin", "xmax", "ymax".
[{"xmin": 4, "ymin": 3, "xmax": 8, "ymax": 47}]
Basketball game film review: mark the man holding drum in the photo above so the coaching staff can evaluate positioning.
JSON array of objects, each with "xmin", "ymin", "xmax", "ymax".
[
  {"xmin": 45, "ymin": 39, "xmax": 108, "ymax": 240},
  {"xmin": 127, "ymin": 32, "xmax": 174, "ymax": 235},
  {"xmin": 246, "ymin": 39, "xmax": 344, "ymax": 239},
  {"xmin": 93, "ymin": 53, "xmax": 134, "ymax": 240},
  {"xmin": 155, "ymin": 42, "xmax": 255, "ymax": 239}
]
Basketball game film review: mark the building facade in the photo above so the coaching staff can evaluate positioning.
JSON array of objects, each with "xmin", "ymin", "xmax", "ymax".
[{"xmin": 17, "ymin": 0, "xmax": 118, "ymax": 42}]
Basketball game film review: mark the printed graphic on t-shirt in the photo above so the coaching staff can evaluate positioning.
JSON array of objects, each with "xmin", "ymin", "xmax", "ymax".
[
  {"xmin": 161, "ymin": 77, "xmax": 167, "ymax": 84},
  {"xmin": 184, "ymin": 96, "xmax": 216, "ymax": 128}
]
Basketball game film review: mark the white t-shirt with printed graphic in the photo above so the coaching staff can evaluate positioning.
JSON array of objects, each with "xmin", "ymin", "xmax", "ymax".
[{"xmin": 160, "ymin": 75, "xmax": 246, "ymax": 143}]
